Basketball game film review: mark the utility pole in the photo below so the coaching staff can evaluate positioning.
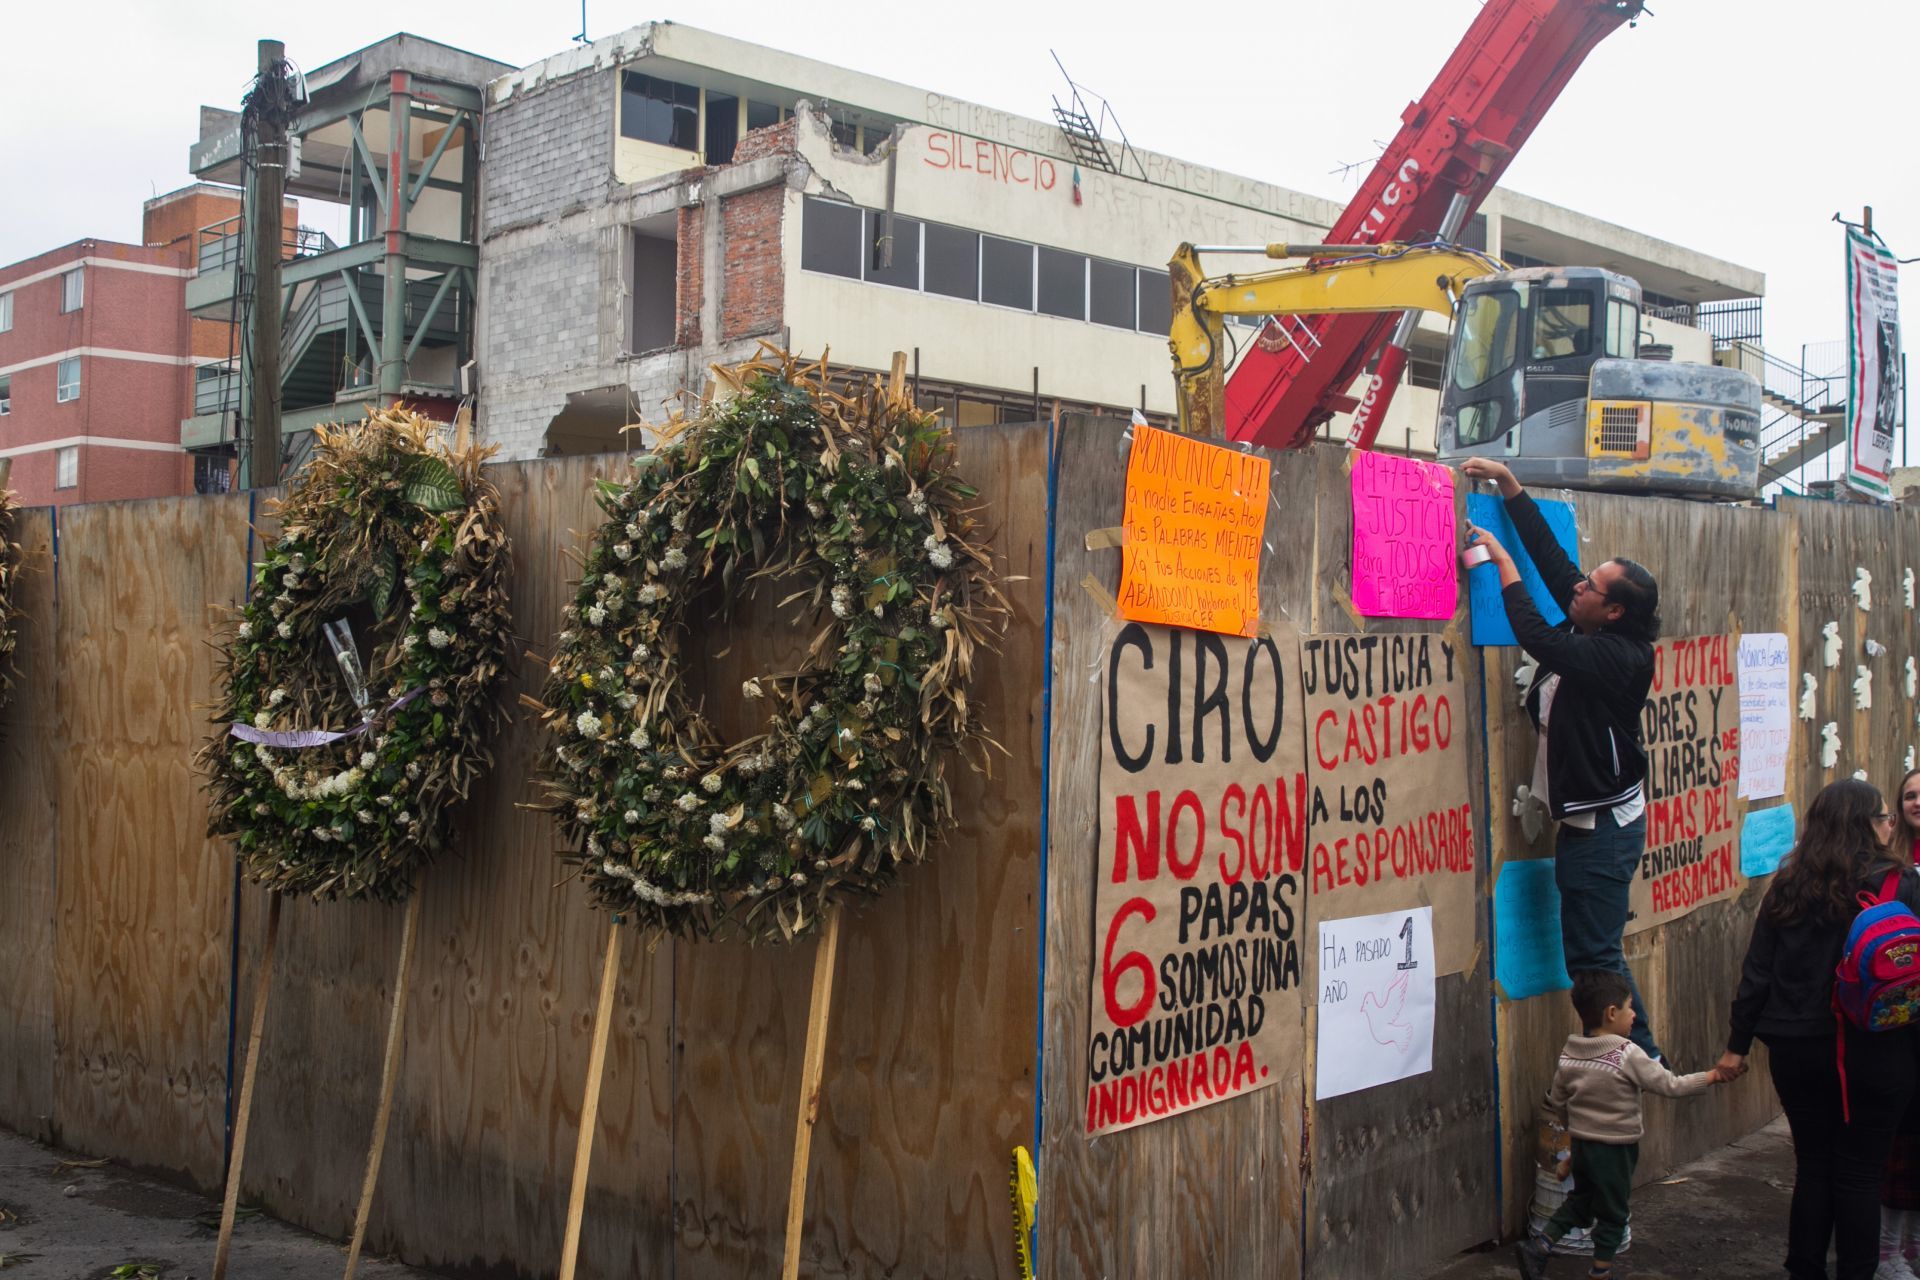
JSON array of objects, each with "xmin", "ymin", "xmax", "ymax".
[{"xmin": 247, "ymin": 39, "xmax": 289, "ymax": 487}]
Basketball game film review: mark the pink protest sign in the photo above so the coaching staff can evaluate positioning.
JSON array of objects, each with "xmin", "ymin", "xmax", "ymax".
[{"xmin": 1349, "ymin": 451, "xmax": 1458, "ymax": 620}]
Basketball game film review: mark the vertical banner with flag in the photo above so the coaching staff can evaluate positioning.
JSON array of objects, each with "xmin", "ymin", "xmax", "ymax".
[{"xmin": 1845, "ymin": 228, "xmax": 1905, "ymax": 499}]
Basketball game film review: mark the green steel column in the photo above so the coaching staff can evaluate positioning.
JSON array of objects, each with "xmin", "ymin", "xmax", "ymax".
[{"xmin": 380, "ymin": 71, "xmax": 413, "ymax": 403}]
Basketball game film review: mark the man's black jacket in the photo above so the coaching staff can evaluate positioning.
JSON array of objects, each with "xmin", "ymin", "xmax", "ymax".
[{"xmin": 1500, "ymin": 492, "xmax": 1655, "ymax": 820}]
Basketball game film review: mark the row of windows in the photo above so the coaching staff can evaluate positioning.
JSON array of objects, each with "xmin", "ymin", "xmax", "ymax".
[
  {"xmin": 800, "ymin": 198, "xmax": 1175, "ymax": 336},
  {"xmin": 620, "ymin": 72, "xmax": 792, "ymax": 167},
  {"xmin": 0, "ymin": 359, "xmax": 83, "ymax": 414},
  {"xmin": 0, "ymin": 268, "xmax": 84, "ymax": 336}
]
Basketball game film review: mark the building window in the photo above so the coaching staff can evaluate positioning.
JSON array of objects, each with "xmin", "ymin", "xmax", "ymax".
[
  {"xmin": 56, "ymin": 357, "xmax": 81, "ymax": 402},
  {"xmin": 0, "ymin": 291, "xmax": 11, "ymax": 332},
  {"xmin": 1137, "ymin": 269, "xmax": 1172, "ymax": 336},
  {"xmin": 194, "ymin": 452, "xmax": 234, "ymax": 495},
  {"xmin": 56, "ymin": 446, "xmax": 78, "ymax": 489},
  {"xmin": 923, "ymin": 223, "xmax": 979, "ymax": 302},
  {"xmin": 620, "ymin": 73, "xmax": 699, "ymax": 151},
  {"xmin": 1088, "ymin": 259, "xmax": 1136, "ymax": 330},
  {"xmin": 61, "ymin": 267, "xmax": 83, "ymax": 313},
  {"xmin": 1036, "ymin": 248, "xmax": 1087, "ymax": 321},
  {"xmin": 0, "ymin": 374, "xmax": 9, "ymax": 414},
  {"xmin": 704, "ymin": 93, "xmax": 739, "ymax": 165},
  {"xmin": 630, "ymin": 230, "xmax": 678, "ymax": 354},
  {"xmin": 746, "ymin": 100, "xmax": 783, "ymax": 133},
  {"xmin": 800, "ymin": 197, "xmax": 863, "ymax": 279},
  {"xmin": 981, "ymin": 237, "xmax": 1034, "ymax": 311},
  {"xmin": 863, "ymin": 212, "xmax": 921, "ymax": 290}
]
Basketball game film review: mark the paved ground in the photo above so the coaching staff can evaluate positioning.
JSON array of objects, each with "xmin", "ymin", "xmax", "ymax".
[
  {"xmin": 0, "ymin": 1125, "xmax": 443, "ymax": 1280},
  {"xmin": 1426, "ymin": 1115, "xmax": 1797, "ymax": 1278}
]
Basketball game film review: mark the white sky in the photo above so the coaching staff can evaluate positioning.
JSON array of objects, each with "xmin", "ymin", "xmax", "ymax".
[{"xmin": 4, "ymin": 0, "xmax": 1914, "ymax": 451}]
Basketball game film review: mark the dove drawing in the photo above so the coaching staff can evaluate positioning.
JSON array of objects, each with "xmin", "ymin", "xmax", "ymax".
[{"xmin": 1362, "ymin": 972, "xmax": 1414, "ymax": 1051}]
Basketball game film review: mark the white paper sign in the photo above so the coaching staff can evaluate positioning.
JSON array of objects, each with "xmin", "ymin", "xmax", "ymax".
[
  {"xmin": 1737, "ymin": 632, "xmax": 1791, "ymax": 801},
  {"xmin": 1315, "ymin": 906, "xmax": 1435, "ymax": 1100}
]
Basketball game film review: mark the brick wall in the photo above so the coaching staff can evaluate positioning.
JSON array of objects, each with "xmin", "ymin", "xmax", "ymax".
[
  {"xmin": 675, "ymin": 205, "xmax": 704, "ymax": 347},
  {"xmin": 730, "ymin": 117, "xmax": 797, "ymax": 166},
  {"xmin": 482, "ymin": 68, "xmax": 615, "ymax": 233},
  {"xmin": 719, "ymin": 187, "xmax": 784, "ymax": 342}
]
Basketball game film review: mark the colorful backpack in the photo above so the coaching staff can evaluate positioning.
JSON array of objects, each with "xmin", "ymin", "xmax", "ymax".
[{"xmin": 1834, "ymin": 870, "xmax": 1920, "ymax": 1119}]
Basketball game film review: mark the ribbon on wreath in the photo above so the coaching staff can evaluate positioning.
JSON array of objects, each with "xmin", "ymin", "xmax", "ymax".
[{"xmin": 230, "ymin": 686, "xmax": 425, "ymax": 749}]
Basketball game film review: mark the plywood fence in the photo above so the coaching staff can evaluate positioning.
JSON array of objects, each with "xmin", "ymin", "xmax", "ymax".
[{"xmin": 2, "ymin": 413, "xmax": 1913, "ymax": 1279}]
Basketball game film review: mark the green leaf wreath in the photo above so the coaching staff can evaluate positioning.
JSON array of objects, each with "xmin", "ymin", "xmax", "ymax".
[
  {"xmin": 200, "ymin": 408, "xmax": 514, "ymax": 901},
  {"xmin": 535, "ymin": 351, "xmax": 1011, "ymax": 943},
  {"xmin": 0, "ymin": 477, "xmax": 21, "ymax": 713}
]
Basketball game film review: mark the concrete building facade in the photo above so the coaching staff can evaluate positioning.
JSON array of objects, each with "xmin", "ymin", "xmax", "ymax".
[{"xmin": 475, "ymin": 22, "xmax": 1765, "ymax": 461}]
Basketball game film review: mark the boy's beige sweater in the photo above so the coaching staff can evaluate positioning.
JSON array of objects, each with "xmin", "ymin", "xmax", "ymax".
[{"xmin": 1545, "ymin": 1032, "xmax": 1713, "ymax": 1143}]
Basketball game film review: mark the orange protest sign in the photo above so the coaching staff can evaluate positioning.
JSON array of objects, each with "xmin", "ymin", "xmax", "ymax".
[{"xmin": 1116, "ymin": 425, "xmax": 1271, "ymax": 638}]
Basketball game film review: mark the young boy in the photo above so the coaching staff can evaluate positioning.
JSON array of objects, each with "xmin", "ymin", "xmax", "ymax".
[{"xmin": 1515, "ymin": 970, "xmax": 1730, "ymax": 1279}]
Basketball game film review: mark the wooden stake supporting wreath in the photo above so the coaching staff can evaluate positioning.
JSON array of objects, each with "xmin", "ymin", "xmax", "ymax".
[
  {"xmin": 556, "ymin": 918, "xmax": 624, "ymax": 1280},
  {"xmin": 0, "ymin": 458, "xmax": 22, "ymax": 717},
  {"xmin": 198, "ymin": 408, "xmax": 512, "ymax": 1276},
  {"xmin": 782, "ymin": 906, "xmax": 843, "ymax": 1280},
  {"xmin": 213, "ymin": 892, "xmax": 281, "ymax": 1280}
]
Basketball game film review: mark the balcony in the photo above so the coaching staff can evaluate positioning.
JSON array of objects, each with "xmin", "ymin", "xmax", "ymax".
[{"xmin": 185, "ymin": 218, "xmax": 337, "ymax": 319}]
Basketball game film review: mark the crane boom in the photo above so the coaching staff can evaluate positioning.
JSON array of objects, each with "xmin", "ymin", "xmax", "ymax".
[{"xmin": 1223, "ymin": 0, "xmax": 1646, "ymax": 449}]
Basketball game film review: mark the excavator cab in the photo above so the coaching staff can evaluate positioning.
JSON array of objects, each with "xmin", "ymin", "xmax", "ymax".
[{"xmin": 1435, "ymin": 267, "xmax": 1762, "ymax": 499}]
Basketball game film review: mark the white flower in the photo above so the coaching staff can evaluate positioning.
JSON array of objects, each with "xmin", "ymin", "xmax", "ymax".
[
  {"xmin": 632, "ymin": 644, "xmax": 650, "ymax": 661},
  {"xmin": 871, "ymin": 604, "xmax": 885, "ymax": 619},
  {"xmin": 624, "ymin": 809, "xmax": 640, "ymax": 824},
  {"xmin": 406, "ymin": 761, "xmax": 422, "ymax": 780},
  {"xmin": 670, "ymin": 510, "xmax": 688, "ymax": 532},
  {"xmin": 628, "ymin": 726, "xmax": 650, "ymax": 749},
  {"xmin": 930, "ymin": 611, "xmax": 950, "ymax": 630},
  {"xmin": 809, "ymin": 702, "xmax": 825, "ymax": 717},
  {"xmin": 617, "ymin": 692, "xmax": 638, "ymax": 710},
  {"xmin": 860, "ymin": 816, "xmax": 878, "ymax": 832},
  {"xmin": 675, "ymin": 793, "xmax": 701, "ymax": 812},
  {"xmin": 838, "ymin": 727, "xmax": 854, "ymax": 742},
  {"xmin": 558, "ymin": 630, "xmax": 575, "ymax": 646},
  {"xmin": 378, "ymin": 794, "xmax": 395, "ymax": 807},
  {"xmin": 700, "ymin": 773, "xmax": 723, "ymax": 794},
  {"xmin": 575, "ymin": 710, "xmax": 603, "ymax": 738},
  {"xmin": 625, "ymin": 521, "xmax": 642, "ymax": 539},
  {"xmin": 806, "ymin": 501, "xmax": 826, "ymax": 518},
  {"xmin": 277, "ymin": 621, "xmax": 294, "ymax": 640},
  {"xmin": 614, "ymin": 542, "xmax": 633, "ymax": 561},
  {"xmin": 637, "ymin": 585, "xmax": 660, "ymax": 605},
  {"xmin": 790, "ymin": 872, "xmax": 808, "ymax": 886},
  {"xmin": 772, "ymin": 803, "xmax": 795, "ymax": 830},
  {"xmin": 587, "ymin": 605, "xmax": 607, "ymax": 627},
  {"xmin": 703, "ymin": 833, "xmax": 725, "ymax": 852},
  {"xmin": 360, "ymin": 752, "xmax": 376, "ymax": 769},
  {"xmin": 268, "ymin": 688, "xmax": 288, "ymax": 706},
  {"xmin": 403, "ymin": 634, "xmax": 420, "ymax": 652},
  {"xmin": 661, "ymin": 547, "xmax": 688, "ymax": 572},
  {"xmin": 909, "ymin": 492, "xmax": 928, "ymax": 515},
  {"xmin": 428, "ymin": 627, "xmax": 452, "ymax": 649},
  {"xmin": 928, "ymin": 543, "xmax": 954, "ymax": 570},
  {"xmin": 282, "ymin": 572, "xmax": 301, "ymax": 589},
  {"xmin": 356, "ymin": 809, "xmax": 376, "ymax": 824},
  {"xmin": 642, "ymin": 786, "xmax": 661, "ymax": 802},
  {"xmin": 253, "ymin": 712, "xmax": 271, "ymax": 729},
  {"xmin": 237, "ymin": 621, "xmax": 254, "ymax": 640},
  {"xmin": 397, "ymin": 810, "xmax": 413, "ymax": 826},
  {"xmin": 862, "ymin": 672, "xmax": 882, "ymax": 696},
  {"xmin": 844, "ymin": 778, "xmax": 864, "ymax": 792},
  {"xmin": 742, "ymin": 677, "xmax": 765, "ymax": 700}
]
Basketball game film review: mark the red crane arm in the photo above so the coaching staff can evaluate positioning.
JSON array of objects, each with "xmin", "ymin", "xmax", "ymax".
[{"xmin": 1223, "ymin": 0, "xmax": 1646, "ymax": 449}]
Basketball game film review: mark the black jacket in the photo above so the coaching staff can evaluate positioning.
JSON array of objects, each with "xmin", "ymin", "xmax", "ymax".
[
  {"xmin": 1728, "ymin": 862, "xmax": 1920, "ymax": 1053},
  {"xmin": 1501, "ymin": 492, "xmax": 1655, "ymax": 819}
]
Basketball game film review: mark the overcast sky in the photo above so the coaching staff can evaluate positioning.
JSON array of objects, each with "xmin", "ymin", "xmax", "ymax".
[{"xmin": 4, "ymin": 0, "xmax": 1913, "ymax": 443}]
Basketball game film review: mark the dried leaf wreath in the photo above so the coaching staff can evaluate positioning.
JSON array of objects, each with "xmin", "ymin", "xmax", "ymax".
[
  {"xmin": 534, "ymin": 351, "xmax": 1011, "ymax": 943},
  {"xmin": 200, "ymin": 408, "xmax": 514, "ymax": 900},
  {"xmin": 0, "ymin": 479, "xmax": 22, "ymax": 713}
]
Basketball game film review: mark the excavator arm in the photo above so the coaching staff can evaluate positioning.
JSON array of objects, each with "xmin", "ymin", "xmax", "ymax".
[{"xmin": 1169, "ymin": 242, "xmax": 1505, "ymax": 439}]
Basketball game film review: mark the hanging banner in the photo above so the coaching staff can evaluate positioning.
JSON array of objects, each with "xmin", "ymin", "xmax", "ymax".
[
  {"xmin": 1117, "ymin": 424, "xmax": 1271, "ymax": 638},
  {"xmin": 1086, "ymin": 620, "xmax": 1310, "ymax": 1137},
  {"xmin": 1303, "ymin": 633, "xmax": 1476, "ymax": 976},
  {"xmin": 1315, "ymin": 906, "xmax": 1436, "ymax": 1100},
  {"xmin": 1349, "ymin": 451, "xmax": 1458, "ymax": 621},
  {"xmin": 1630, "ymin": 634, "xmax": 1743, "ymax": 934},
  {"xmin": 1845, "ymin": 228, "xmax": 1904, "ymax": 500}
]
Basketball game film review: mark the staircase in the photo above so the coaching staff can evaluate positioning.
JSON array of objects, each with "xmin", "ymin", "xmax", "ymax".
[{"xmin": 1725, "ymin": 340, "xmax": 1850, "ymax": 493}]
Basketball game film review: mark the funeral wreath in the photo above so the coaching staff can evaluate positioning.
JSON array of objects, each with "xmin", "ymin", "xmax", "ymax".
[{"xmin": 0, "ymin": 478, "xmax": 21, "ymax": 713}]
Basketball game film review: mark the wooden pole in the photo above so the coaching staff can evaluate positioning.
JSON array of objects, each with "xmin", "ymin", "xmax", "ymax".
[
  {"xmin": 781, "ymin": 907, "xmax": 844, "ymax": 1280},
  {"xmin": 556, "ymin": 918, "xmax": 624, "ymax": 1280},
  {"xmin": 341, "ymin": 888, "xmax": 424, "ymax": 1279},
  {"xmin": 213, "ymin": 890, "xmax": 282, "ymax": 1280},
  {"xmin": 248, "ymin": 39, "xmax": 286, "ymax": 487}
]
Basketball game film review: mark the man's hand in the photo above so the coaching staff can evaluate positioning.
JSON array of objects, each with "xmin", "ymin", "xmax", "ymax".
[
  {"xmin": 1464, "ymin": 522, "xmax": 1514, "ymax": 568},
  {"xmin": 1461, "ymin": 456, "xmax": 1522, "ymax": 498}
]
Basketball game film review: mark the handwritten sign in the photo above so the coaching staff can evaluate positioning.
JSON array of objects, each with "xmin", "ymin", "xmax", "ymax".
[
  {"xmin": 1118, "ymin": 424, "xmax": 1270, "ymax": 638},
  {"xmin": 1303, "ymin": 633, "xmax": 1476, "ymax": 975},
  {"xmin": 1316, "ymin": 906, "xmax": 1435, "ymax": 1100},
  {"xmin": 1465, "ymin": 493, "xmax": 1580, "ymax": 646},
  {"xmin": 1741, "ymin": 803, "xmax": 1796, "ymax": 878},
  {"xmin": 1631, "ymin": 635, "xmax": 1743, "ymax": 934},
  {"xmin": 1494, "ymin": 859, "xmax": 1572, "ymax": 1001},
  {"xmin": 1087, "ymin": 620, "xmax": 1309, "ymax": 1136},
  {"xmin": 1736, "ymin": 632, "xmax": 1791, "ymax": 801},
  {"xmin": 1350, "ymin": 451, "xmax": 1458, "ymax": 620}
]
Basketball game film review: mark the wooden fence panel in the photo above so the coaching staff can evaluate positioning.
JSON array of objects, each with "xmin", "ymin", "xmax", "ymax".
[
  {"xmin": 0, "ymin": 508, "xmax": 58, "ymax": 1139},
  {"xmin": 1038, "ymin": 415, "xmax": 1307, "ymax": 1280},
  {"xmin": 51, "ymin": 494, "xmax": 253, "ymax": 1187}
]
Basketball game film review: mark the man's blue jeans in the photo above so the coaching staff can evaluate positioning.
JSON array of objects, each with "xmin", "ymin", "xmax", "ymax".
[{"xmin": 1554, "ymin": 807, "xmax": 1661, "ymax": 1058}]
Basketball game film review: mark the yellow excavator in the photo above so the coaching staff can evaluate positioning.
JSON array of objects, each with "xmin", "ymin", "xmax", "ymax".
[{"xmin": 1167, "ymin": 242, "xmax": 1764, "ymax": 500}]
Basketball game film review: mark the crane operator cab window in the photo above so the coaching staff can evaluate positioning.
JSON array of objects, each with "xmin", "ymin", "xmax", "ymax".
[
  {"xmin": 1450, "ymin": 286, "xmax": 1523, "ymax": 446},
  {"xmin": 1531, "ymin": 289, "xmax": 1593, "ymax": 360}
]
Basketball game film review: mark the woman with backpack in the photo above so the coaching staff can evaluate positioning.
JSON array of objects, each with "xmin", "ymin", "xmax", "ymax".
[
  {"xmin": 1876, "ymin": 768, "xmax": 1920, "ymax": 1278},
  {"xmin": 1718, "ymin": 778, "xmax": 1920, "ymax": 1280}
]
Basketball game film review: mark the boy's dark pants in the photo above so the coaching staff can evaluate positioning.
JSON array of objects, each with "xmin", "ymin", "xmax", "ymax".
[{"xmin": 1546, "ymin": 1137, "xmax": 1638, "ymax": 1261}]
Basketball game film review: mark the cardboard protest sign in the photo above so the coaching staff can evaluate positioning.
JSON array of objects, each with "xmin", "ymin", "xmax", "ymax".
[
  {"xmin": 1736, "ymin": 632, "xmax": 1791, "ymax": 801},
  {"xmin": 1117, "ymin": 424, "xmax": 1270, "ymax": 638},
  {"xmin": 1315, "ymin": 906, "xmax": 1436, "ymax": 1100},
  {"xmin": 1350, "ymin": 450, "xmax": 1458, "ymax": 621},
  {"xmin": 1630, "ymin": 634, "xmax": 1742, "ymax": 934},
  {"xmin": 1303, "ymin": 633, "xmax": 1476, "ymax": 976},
  {"xmin": 1087, "ymin": 620, "xmax": 1309, "ymax": 1137}
]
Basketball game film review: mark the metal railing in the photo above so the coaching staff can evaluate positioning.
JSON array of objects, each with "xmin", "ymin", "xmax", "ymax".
[
  {"xmin": 195, "ymin": 363, "xmax": 239, "ymax": 415},
  {"xmin": 194, "ymin": 217, "xmax": 335, "ymax": 273}
]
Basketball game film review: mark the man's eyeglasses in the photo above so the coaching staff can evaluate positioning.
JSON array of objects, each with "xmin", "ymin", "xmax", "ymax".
[{"xmin": 1576, "ymin": 571, "xmax": 1612, "ymax": 603}]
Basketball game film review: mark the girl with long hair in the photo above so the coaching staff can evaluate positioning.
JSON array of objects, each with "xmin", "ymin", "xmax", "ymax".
[
  {"xmin": 1721, "ymin": 779, "xmax": 1920, "ymax": 1280},
  {"xmin": 1879, "ymin": 768, "xmax": 1920, "ymax": 1277}
]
